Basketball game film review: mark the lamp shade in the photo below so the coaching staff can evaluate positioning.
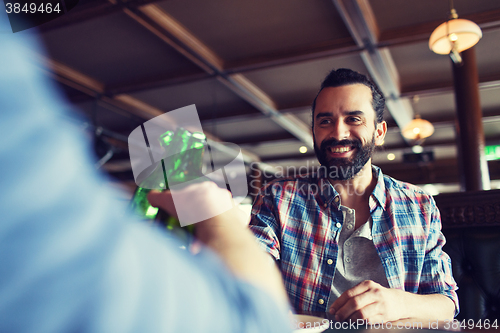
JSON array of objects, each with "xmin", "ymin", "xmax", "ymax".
[
  {"xmin": 429, "ymin": 18, "xmax": 482, "ymax": 54},
  {"xmin": 402, "ymin": 118, "xmax": 435, "ymax": 141}
]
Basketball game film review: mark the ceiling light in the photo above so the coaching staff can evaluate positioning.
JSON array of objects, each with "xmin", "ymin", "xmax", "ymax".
[
  {"xmin": 299, "ymin": 146, "xmax": 308, "ymax": 154},
  {"xmin": 402, "ymin": 117, "xmax": 435, "ymax": 141},
  {"xmin": 429, "ymin": 5, "xmax": 482, "ymax": 64},
  {"xmin": 412, "ymin": 145, "xmax": 424, "ymax": 154},
  {"xmin": 387, "ymin": 153, "xmax": 396, "ymax": 161}
]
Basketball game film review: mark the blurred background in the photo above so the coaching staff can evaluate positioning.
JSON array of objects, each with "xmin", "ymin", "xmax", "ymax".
[{"xmin": 33, "ymin": 0, "xmax": 500, "ymax": 206}]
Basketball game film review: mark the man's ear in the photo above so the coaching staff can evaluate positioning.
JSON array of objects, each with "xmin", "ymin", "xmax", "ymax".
[{"xmin": 374, "ymin": 121, "xmax": 387, "ymax": 146}]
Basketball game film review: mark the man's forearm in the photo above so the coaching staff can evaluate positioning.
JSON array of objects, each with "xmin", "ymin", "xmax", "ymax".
[
  {"xmin": 147, "ymin": 184, "xmax": 290, "ymax": 310},
  {"xmin": 197, "ymin": 206, "xmax": 290, "ymax": 310},
  {"xmin": 396, "ymin": 291, "xmax": 455, "ymax": 321}
]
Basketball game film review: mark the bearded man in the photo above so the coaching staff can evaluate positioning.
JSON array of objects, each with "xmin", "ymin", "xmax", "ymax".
[{"xmin": 249, "ymin": 68, "xmax": 458, "ymax": 323}]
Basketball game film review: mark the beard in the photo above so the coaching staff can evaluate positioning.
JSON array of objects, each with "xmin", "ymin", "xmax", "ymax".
[{"xmin": 314, "ymin": 135, "xmax": 376, "ymax": 180}]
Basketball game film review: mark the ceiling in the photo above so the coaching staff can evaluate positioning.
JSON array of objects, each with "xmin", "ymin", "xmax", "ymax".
[{"xmin": 34, "ymin": 0, "xmax": 500, "ymax": 195}]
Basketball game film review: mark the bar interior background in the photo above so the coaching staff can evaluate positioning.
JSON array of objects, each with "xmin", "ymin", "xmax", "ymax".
[{"xmin": 35, "ymin": 0, "xmax": 500, "ymax": 205}]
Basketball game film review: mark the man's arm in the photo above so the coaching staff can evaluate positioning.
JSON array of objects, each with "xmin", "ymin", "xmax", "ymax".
[
  {"xmin": 247, "ymin": 185, "xmax": 282, "ymax": 262},
  {"xmin": 0, "ymin": 12, "xmax": 292, "ymax": 332},
  {"xmin": 148, "ymin": 183, "xmax": 290, "ymax": 310},
  {"xmin": 330, "ymin": 194, "xmax": 457, "ymax": 323}
]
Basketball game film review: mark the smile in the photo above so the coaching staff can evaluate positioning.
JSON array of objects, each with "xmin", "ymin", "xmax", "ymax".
[{"xmin": 328, "ymin": 146, "xmax": 353, "ymax": 153}]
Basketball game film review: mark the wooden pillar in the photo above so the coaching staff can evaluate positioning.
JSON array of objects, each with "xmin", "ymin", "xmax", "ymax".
[{"xmin": 452, "ymin": 47, "xmax": 490, "ymax": 191}]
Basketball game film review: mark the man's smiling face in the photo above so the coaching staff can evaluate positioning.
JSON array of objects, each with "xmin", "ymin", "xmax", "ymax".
[{"xmin": 313, "ymin": 84, "xmax": 386, "ymax": 180}]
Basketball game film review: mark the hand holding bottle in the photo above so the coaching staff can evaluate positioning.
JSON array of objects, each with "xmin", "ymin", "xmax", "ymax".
[
  {"xmin": 129, "ymin": 127, "xmax": 207, "ymax": 243},
  {"xmin": 147, "ymin": 181, "xmax": 249, "ymax": 242}
]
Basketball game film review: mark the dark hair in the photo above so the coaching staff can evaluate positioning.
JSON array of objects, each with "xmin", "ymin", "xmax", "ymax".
[{"xmin": 311, "ymin": 68, "xmax": 385, "ymax": 128}]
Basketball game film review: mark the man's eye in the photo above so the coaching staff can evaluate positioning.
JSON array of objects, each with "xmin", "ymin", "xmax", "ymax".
[
  {"xmin": 319, "ymin": 119, "xmax": 331, "ymax": 125},
  {"xmin": 347, "ymin": 117, "xmax": 361, "ymax": 123}
]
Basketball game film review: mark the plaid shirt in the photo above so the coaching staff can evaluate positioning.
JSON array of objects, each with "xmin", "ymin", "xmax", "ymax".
[{"xmin": 249, "ymin": 166, "xmax": 459, "ymax": 314}]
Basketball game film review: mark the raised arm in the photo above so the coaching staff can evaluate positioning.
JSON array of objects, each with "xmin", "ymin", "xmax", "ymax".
[{"xmin": 148, "ymin": 183, "xmax": 290, "ymax": 310}]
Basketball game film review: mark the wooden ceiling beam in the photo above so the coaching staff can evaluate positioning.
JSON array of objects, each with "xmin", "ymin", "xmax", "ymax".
[
  {"xmin": 224, "ymin": 8, "xmax": 500, "ymax": 74},
  {"xmin": 123, "ymin": 3, "xmax": 314, "ymax": 148},
  {"xmin": 44, "ymin": 2, "xmax": 499, "ymax": 99},
  {"xmin": 226, "ymin": 10, "xmax": 500, "ymax": 78},
  {"xmin": 115, "ymin": 6, "xmax": 500, "ymax": 89},
  {"xmin": 29, "ymin": 52, "xmax": 105, "ymax": 96},
  {"xmin": 207, "ymin": 8, "xmax": 497, "ymax": 76},
  {"xmin": 134, "ymin": 5, "xmax": 224, "ymax": 72},
  {"xmin": 40, "ymin": 1, "xmax": 500, "ymax": 78},
  {"xmin": 120, "ymin": 7, "xmax": 215, "ymax": 74},
  {"xmin": 32, "ymin": 53, "xmax": 261, "ymax": 164}
]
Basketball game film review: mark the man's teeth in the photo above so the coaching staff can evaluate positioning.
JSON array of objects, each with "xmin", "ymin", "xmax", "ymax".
[{"xmin": 329, "ymin": 146, "xmax": 351, "ymax": 153}]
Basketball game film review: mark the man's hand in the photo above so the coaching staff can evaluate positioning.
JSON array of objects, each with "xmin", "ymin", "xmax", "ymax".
[
  {"xmin": 329, "ymin": 280, "xmax": 456, "ymax": 323},
  {"xmin": 147, "ymin": 182, "xmax": 249, "ymax": 241},
  {"xmin": 329, "ymin": 280, "xmax": 405, "ymax": 323},
  {"xmin": 147, "ymin": 182, "xmax": 239, "ymax": 224}
]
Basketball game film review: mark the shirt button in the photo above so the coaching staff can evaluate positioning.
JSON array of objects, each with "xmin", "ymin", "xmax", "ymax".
[
  {"xmin": 323, "ymin": 203, "xmax": 328, "ymax": 208},
  {"xmin": 334, "ymin": 197, "xmax": 339, "ymax": 203},
  {"xmin": 345, "ymin": 257, "xmax": 351, "ymax": 263},
  {"xmin": 327, "ymin": 259, "xmax": 333, "ymax": 265},
  {"xmin": 318, "ymin": 299, "xmax": 324, "ymax": 305},
  {"xmin": 335, "ymin": 222, "xmax": 341, "ymax": 228},
  {"xmin": 347, "ymin": 224, "xmax": 353, "ymax": 230}
]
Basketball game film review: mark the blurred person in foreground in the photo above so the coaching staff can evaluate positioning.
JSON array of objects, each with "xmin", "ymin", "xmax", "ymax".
[
  {"xmin": 0, "ymin": 10, "xmax": 291, "ymax": 333},
  {"xmin": 249, "ymin": 68, "xmax": 458, "ymax": 323}
]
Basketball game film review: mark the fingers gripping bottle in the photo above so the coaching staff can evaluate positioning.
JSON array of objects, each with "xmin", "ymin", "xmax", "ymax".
[
  {"xmin": 157, "ymin": 130, "xmax": 207, "ymax": 240},
  {"xmin": 129, "ymin": 128, "xmax": 206, "ymax": 244},
  {"xmin": 128, "ymin": 130, "xmax": 174, "ymax": 220}
]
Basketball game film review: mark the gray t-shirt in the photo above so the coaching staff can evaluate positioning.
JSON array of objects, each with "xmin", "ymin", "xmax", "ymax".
[{"xmin": 327, "ymin": 205, "xmax": 390, "ymax": 309}]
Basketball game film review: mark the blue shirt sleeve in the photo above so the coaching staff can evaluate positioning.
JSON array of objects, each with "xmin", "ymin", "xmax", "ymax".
[{"xmin": 0, "ymin": 10, "xmax": 291, "ymax": 333}]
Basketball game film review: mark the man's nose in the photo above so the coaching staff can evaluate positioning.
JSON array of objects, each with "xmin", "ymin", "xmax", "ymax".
[{"xmin": 329, "ymin": 120, "xmax": 349, "ymax": 140}]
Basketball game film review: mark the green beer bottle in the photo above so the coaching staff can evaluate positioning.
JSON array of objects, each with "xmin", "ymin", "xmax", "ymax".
[
  {"xmin": 129, "ymin": 127, "xmax": 206, "ymax": 243},
  {"xmin": 157, "ymin": 130, "xmax": 207, "ymax": 238}
]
